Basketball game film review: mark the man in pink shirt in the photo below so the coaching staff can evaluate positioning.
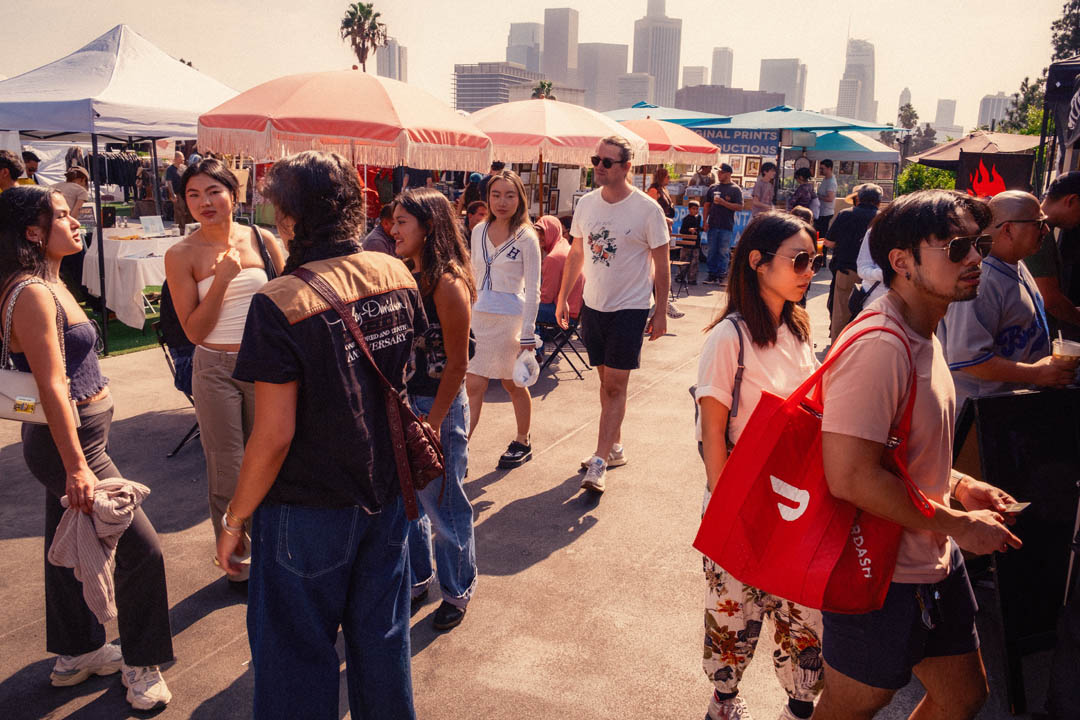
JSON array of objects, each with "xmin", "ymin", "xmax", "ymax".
[{"xmin": 815, "ymin": 190, "xmax": 1022, "ymax": 720}]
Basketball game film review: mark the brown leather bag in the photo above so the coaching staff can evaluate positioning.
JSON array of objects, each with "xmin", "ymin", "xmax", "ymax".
[{"xmin": 293, "ymin": 267, "xmax": 443, "ymax": 520}]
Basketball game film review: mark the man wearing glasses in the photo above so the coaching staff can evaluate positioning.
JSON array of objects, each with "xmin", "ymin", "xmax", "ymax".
[
  {"xmin": 1027, "ymin": 171, "xmax": 1080, "ymax": 340},
  {"xmin": 814, "ymin": 190, "xmax": 1022, "ymax": 720},
  {"xmin": 556, "ymin": 136, "xmax": 671, "ymax": 495},
  {"xmin": 939, "ymin": 191, "xmax": 1077, "ymax": 417}
]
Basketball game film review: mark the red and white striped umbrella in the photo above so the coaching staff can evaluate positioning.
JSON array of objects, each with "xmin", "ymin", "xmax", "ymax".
[{"xmin": 619, "ymin": 118, "xmax": 720, "ymax": 165}]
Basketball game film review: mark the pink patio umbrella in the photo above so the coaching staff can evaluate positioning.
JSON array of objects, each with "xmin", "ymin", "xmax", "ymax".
[
  {"xmin": 619, "ymin": 117, "xmax": 720, "ymax": 166},
  {"xmin": 198, "ymin": 70, "xmax": 491, "ymax": 170},
  {"xmin": 469, "ymin": 99, "xmax": 648, "ymax": 213}
]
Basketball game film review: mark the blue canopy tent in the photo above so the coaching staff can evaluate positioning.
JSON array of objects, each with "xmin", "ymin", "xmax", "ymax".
[
  {"xmin": 700, "ymin": 105, "xmax": 895, "ymax": 132},
  {"xmin": 603, "ymin": 102, "xmax": 727, "ymax": 127}
]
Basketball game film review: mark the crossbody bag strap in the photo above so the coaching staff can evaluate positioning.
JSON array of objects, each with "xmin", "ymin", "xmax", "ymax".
[
  {"xmin": 725, "ymin": 315, "xmax": 745, "ymax": 450},
  {"xmin": 2, "ymin": 278, "xmax": 68, "ymax": 381},
  {"xmin": 292, "ymin": 267, "xmax": 419, "ymax": 518},
  {"xmin": 252, "ymin": 226, "xmax": 278, "ymax": 281}
]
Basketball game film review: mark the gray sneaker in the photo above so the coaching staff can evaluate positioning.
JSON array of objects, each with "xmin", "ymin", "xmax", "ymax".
[
  {"xmin": 122, "ymin": 664, "xmax": 172, "ymax": 711},
  {"xmin": 580, "ymin": 445, "xmax": 627, "ymax": 469},
  {"xmin": 709, "ymin": 695, "xmax": 753, "ymax": 720},
  {"xmin": 581, "ymin": 456, "xmax": 607, "ymax": 493},
  {"xmin": 51, "ymin": 643, "xmax": 123, "ymax": 687}
]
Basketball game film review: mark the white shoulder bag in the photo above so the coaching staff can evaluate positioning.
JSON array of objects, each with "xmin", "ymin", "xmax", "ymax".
[{"xmin": 1, "ymin": 278, "xmax": 81, "ymax": 426}]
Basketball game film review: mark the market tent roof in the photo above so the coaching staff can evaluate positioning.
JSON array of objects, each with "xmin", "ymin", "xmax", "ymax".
[
  {"xmin": 801, "ymin": 131, "xmax": 900, "ymax": 163},
  {"xmin": 907, "ymin": 130, "xmax": 1041, "ymax": 170},
  {"xmin": 604, "ymin": 102, "xmax": 727, "ymax": 127},
  {"xmin": 0, "ymin": 24, "xmax": 236, "ymax": 140},
  {"xmin": 618, "ymin": 118, "xmax": 719, "ymax": 165},
  {"xmin": 692, "ymin": 105, "xmax": 895, "ymax": 132}
]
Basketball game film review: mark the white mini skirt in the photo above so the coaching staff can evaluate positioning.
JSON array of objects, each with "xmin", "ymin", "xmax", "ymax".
[{"xmin": 469, "ymin": 310, "xmax": 522, "ymax": 380}]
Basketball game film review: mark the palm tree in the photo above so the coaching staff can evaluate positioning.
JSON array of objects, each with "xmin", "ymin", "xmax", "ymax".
[
  {"xmin": 340, "ymin": 2, "xmax": 387, "ymax": 72},
  {"xmin": 531, "ymin": 80, "xmax": 556, "ymax": 100}
]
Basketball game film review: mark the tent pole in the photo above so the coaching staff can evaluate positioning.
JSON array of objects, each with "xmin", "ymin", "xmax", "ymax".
[
  {"xmin": 149, "ymin": 139, "xmax": 163, "ymax": 218},
  {"xmin": 538, "ymin": 152, "xmax": 545, "ymax": 216},
  {"xmin": 91, "ymin": 133, "xmax": 109, "ymax": 355},
  {"xmin": 1035, "ymin": 97, "xmax": 1051, "ymax": 194}
]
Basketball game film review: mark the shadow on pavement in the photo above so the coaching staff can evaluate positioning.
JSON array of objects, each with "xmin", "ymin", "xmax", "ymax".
[
  {"xmin": 168, "ymin": 577, "xmax": 248, "ymax": 637},
  {"xmin": 189, "ymin": 667, "xmax": 253, "ymax": 720}
]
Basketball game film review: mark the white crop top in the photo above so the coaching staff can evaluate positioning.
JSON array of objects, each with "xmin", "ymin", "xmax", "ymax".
[{"xmin": 196, "ymin": 267, "xmax": 269, "ymax": 345}]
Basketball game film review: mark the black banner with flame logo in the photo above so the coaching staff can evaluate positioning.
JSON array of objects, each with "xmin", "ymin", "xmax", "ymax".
[{"xmin": 956, "ymin": 151, "xmax": 1034, "ymax": 198}]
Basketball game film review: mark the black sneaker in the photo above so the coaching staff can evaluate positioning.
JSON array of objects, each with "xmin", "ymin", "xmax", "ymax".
[
  {"xmin": 498, "ymin": 440, "xmax": 532, "ymax": 468},
  {"xmin": 432, "ymin": 601, "xmax": 466, "ymax": 631},
  {"xmin": 702, "ymin": 276, "xmax": 721, "ymax": 285}
]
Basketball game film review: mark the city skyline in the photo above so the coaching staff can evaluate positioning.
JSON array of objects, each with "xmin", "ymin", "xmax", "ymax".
[{"xmin": 0, "ymin": 0, "xmax": 1062, "ymax": 130}]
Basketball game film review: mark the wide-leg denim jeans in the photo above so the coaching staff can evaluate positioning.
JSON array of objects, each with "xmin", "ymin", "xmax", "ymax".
[
  {"xmin": 247, "ymin": 495, "xmax": 415, "ymax": 720},
  {"xmin": 706, "ymin": 227, "xmax": 733, "ymax": 279},
  {"xmin": 407, "ymin": 389, "xmax": 477, "ymax": 608}
]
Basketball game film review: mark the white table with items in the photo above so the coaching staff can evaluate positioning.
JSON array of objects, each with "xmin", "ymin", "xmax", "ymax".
[{"xmin": 82, "ymin": 228, "xmax": 184, "ymax": 329}]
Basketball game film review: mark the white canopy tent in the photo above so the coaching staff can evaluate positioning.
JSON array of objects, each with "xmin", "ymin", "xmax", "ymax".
[{"xmin": 0, "ymin": 24, "xmax": 236, "ymax": 352}]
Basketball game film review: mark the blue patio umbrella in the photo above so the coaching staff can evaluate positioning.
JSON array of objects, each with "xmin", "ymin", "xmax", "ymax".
[
  {"xmin": 691, "ymin": 105, "xmax": 896, "ymax": 132},
  {"xmin": 603, "ymin": 102, "xmax": 727, "ymax": 127}
]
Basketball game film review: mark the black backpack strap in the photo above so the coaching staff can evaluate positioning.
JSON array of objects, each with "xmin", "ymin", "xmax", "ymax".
[{"xmin": 253, "ymin": 226, "xmax": 277, "ymax": 280}]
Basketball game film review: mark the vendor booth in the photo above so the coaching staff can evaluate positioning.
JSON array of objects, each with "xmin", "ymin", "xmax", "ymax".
[{"xmin": 0, "ymin": 24, "xmax": 237, "ymax": 351}]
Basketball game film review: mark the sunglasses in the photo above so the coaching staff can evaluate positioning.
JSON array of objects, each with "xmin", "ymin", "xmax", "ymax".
[
  {"xmin": 765, "ymin": 250, "xmax": 825, "ymax": 274},
  {"xmin": 995, "ymin": 218, "xmax": 1051, "ymax": 234},
  {"xmin": 590, "ymin": 155, "xmax": 625, "ymax": 169},
  {"xmin": 921, "ymin": 234, "xmax": 993, "ymax": 263}
]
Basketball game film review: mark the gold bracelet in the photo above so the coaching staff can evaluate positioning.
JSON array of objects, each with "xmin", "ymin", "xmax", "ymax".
[{"xmin": 225, "ymin": 503, "xmax": 246, "ymax": 528}]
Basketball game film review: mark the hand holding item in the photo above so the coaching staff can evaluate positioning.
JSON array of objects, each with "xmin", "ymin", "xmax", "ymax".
[
  {"xmin": 216, "ymin": 508, "xmax": 249, "ymax": 575},
  {"xmin": 65, "ymin": 467, "xmax": 98, "ymax": 515},
  {"xmin": 953, "ymin": 508, "xmax": 1022, "ymax": 555},
  {"xmin": 214, "ymin": 248, "xmax": 243, "ymax": 283},
  {"xmin": 554, "ymin": 299, "xmax": 570, "ymax": 330}
]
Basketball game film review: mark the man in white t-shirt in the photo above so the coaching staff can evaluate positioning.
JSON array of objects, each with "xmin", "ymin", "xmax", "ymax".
[
  {"xmin": 815, "ymin": 159, "xmax": 838, "ymax": 242},
  {"xmin": 557, "ymin": 135, "xmax": 671, "ymax": 494}
]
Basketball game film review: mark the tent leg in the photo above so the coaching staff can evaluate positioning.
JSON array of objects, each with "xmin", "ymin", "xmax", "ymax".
[
  {"xmin": 1036, "ymin": 98, "xmax": 1051, "ymax": 194},
  {"xmin": 91, "ymin": 134, "xmax": 109, "ymax": 355},
  {"xmin": 149, "ymin": 140, "xmax": 163, "ymax": 218},
  {"xmin": 538, "ymin": 152, "xmax": 545, "ymax": 217}
]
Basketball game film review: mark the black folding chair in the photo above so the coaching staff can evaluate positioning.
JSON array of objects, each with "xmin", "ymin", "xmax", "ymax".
[
  {"xmin": 153, "ymin": 321, "xmax": 200, "ymax": 459},
  {"xmin": 537, "ymin": 318, "xmax": 590, "ymax": 380}
]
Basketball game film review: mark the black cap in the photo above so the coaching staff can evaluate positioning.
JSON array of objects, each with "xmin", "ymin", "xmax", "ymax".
[{"xmin": 718, "ymin": 163, "xmax": 733, "ymax": 173}]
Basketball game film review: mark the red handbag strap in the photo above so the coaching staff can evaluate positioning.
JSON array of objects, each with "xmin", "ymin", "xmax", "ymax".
[{"xmin": 293, "ymin": 266, "xmax": 419, "ymax": 519}]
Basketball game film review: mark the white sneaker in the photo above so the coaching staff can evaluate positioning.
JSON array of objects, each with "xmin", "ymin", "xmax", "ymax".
[
  {"xmin": 708, "ymin": 695, "xmax": 753, "ymax": 720},
  {"xmin": 667, "ymin": 301, "xmax": 686, "ymax": 319},
  {"xmin": 581, "ymin": 456, "xmax": 607, "ymax": 493},
  {"xmin": 580, "ymin": 445, "xmax": 627, "ymax": 470},
  {"xmin": 51, "ymin": 643, "xmax": 123, "ymax": 687},
  {"xmin": 121, "ymin": 663, "xmax": 172, "ymax": 710}
]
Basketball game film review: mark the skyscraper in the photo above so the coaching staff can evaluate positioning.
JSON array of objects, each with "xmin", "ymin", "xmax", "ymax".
[
  {"xmin": 453, "ymin": 62, "xmax": 544, "ymax": 113},
  {"xmin": 616, "ymin": 73, "xmax": 655, "ymax": 108},
  {"xmin": 836, "ymin": 77, "xmax": 861, "ymax": 119},
  {"xmin": 837, "ymin": 39, "xmax": 876, "ymax": 122},
  {"xmin": 632, "ymin": 0, "xmax": 682, "ymax": 106},
  {"xmin": 682, "ymin": 66, "xmax": 707, "ymax": 88},
  {"xmin": 759, "ymin": 58, "xmax": 806, "ymax": 109},
  {"xmin": 375, "ymin": 37, "xmax": 407, "ymax": 82},
  {"xmin": 898, "ymin": 87, "xmax": 911, "ymax": 112},
  {"xmin": 543, "ymin": 8, "xmax": 578, "ymax": 85},
  {"xmin": 935, "ymin": 99, "xmax": 957, "ymax": 127},
  {"xmin": 506, "ymin": 22, "xmax": 543, "ymax": 73},
  {"xmin": 578, "ymin": 43, "xmax": 628, "ymax": 111},
  {"xmin": 712, "ymin": 47, "xmax": 733, "ymax": 87},
  {"xmin": 979, "ymin": 91, "xmax": 1011, "ymax": 128}
]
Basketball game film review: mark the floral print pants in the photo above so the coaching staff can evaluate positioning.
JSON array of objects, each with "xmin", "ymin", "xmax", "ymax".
[{"xmin": 701, "ymin": 488, "xmax": 824, "ymax": 705}]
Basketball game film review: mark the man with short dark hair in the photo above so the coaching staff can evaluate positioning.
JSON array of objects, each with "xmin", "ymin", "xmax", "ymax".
[
  {"xmin": 826, "ymin": 183, "xmax": 882, "ymax": 340},
  {"xmin": 464, "ymin": 200, "xmax": 487, "ymax": 237},
  {"xmin": 19, "ymin": 150, "xmax": 40, "ymax": 185},
  {"xmin": 701, "ymin": 163, "xmax": 742, "ymax": 284},
  {"xmin": 362, "ymin": 204, "xmax": 397, "ymax": 255},
  {"xmin": 164, "ymin": 151, "xmax": 188, "ymax": 230},
  {"xmin": 1026, "ymin": 170, "xmax": 1080, "ymax": 340},
  {"xmin": 0, "ymin": 150, "xmax": 25, "ymax": 192},
  {"xmin": 478, "ymin": 161, "xmax": 506, "ymax": 201},
  {"xmin": 557, "ymin": 136, "xmax": 670, "ymax": 494},
  {"xmin": 690, "ymin": 165, "xmax": 717, "ymax": 187},
  {"xmin": 815, "ymin": 189, "xmax": 1022, "ymax": 720},
  {"xmin": 816, "ymin": 159, "xmax": 838, "ymax": 242}
]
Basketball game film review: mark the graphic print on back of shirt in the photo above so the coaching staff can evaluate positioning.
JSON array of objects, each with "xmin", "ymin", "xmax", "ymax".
[{"xmin": 588, "ymin": 228, "xmax": 618, "ymax": 266}]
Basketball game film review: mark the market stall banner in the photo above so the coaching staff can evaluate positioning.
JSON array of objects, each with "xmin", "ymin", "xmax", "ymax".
[
  {"xmin": 956, "ymin": 151, "xmax": 1034, "ymax": 197},
  {"xmin": 689, "ymin": 128, "xmax": 780, "ymax": 156}
]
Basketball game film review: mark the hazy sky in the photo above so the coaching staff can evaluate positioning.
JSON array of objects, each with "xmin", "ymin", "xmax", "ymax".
[{"xmin": 1, "ymin": 0, "xmax": 1064, "ymax": 128}]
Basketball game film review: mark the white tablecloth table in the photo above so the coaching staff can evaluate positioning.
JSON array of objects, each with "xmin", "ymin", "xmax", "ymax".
[{"xmin": 83, "ymin": 229, "xmax": 183, "ymax": 329}]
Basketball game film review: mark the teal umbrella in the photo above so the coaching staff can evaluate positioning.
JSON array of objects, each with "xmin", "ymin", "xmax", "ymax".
[
  {"xmin": 692, "ymin": 105, "xmax": 895, "ymax": 132},
  {"xmin": 603, "ymin": 102, "xmax": 727, "ymax": 127}
]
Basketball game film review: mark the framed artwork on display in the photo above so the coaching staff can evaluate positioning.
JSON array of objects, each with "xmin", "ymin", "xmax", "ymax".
[
  {"xmin": 730, "ymin": 156, "xmax": 744, "ymax": 175},
  {"xmin": 880, "ymin": 183, "xmax": 894, "ymax": 201},
  {"xmin": 731, "ymin": 176, "xmax": 743, "ymax": 187},
  {"xmin": 548, "ymin": 189, "xmax": 560, "ymax": 213},
  {"xmin": 744, "ymin": 156, "xmax": 762, "ymax": 177},
  {"xmin": 839, "ymin": 160, "xmax": 855, "ymax": 175},
  {"xmin": 858, "ymin": 162, "xmax": 876, "ymax": 180},
  {"xmin": 519, "ymin": 171, "xmax": 532, "ymax": 184},
  {"xmin": 743, "ymin": 179, "xmax": 756, "ymax": 190},
  {"xmin": 876, "ymin": 163, "xmax": 895, "ymax": 180},
  {"xmin": 783, "ymin": 158, "xmax": 795, "ymax": 171}
]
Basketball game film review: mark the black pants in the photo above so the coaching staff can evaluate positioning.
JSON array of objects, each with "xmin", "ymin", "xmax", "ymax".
[{"xmin": 22, "ymin": 396, "xmax": 174, "ymax": 666}]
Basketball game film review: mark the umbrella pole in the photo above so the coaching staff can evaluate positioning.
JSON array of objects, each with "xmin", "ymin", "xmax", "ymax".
[
  {"xmin": 538, "ymin": 152, "xmax": 545, "ymax": 217},
  {"xmin": 91, "ymin": 133, "xmax": 109, "ymax": 355},
  {"xmin": 1035, "ymin": 97, "xmax": 1051, "ymax": 194},
  {"xmin": 149, "ymin": 140, "xmax": 163, "ymax": 219}
]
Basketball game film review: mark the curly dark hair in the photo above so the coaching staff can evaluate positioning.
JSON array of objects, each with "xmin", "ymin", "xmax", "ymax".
[
  {"xmin": 706, "ymin": 210, "xmax": 812, "ymax": 347},
  {"xmin": 869, "ymin": 189, "xmax": 992, "ymax": 288},
  {"xmin": 393, "ymin": 188, "xmax": 476, "ymax": 302},
  {"xmin": 0, "ymin": 185, "xmax": 57, "ymax": 288},
  {"xmin": 260, "ymin": 151, "xmax": 366, "ymax": 273}
]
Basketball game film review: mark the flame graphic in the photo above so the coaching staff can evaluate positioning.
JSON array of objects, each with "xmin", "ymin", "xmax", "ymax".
[{"xmin": 966, "ymin": 158, "xmax": 1007, "ymax": 198}]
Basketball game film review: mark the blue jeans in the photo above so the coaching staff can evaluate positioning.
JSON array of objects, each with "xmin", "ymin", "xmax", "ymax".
[
  {"xmin": 408, "ymin": 389, "xmax": 476, "ymax": 608},
  {"xmin": 706, "ymin": 227, "xmax": 733, "ymax": 278},
  {"xmin": 247, "ymin": 496, "xmax": 415, "ymax": 720}
]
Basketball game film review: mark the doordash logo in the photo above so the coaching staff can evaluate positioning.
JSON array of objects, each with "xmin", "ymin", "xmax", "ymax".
[{"xmin": 770, "ymin": 475, "xmax": 810, "ymax": 521}]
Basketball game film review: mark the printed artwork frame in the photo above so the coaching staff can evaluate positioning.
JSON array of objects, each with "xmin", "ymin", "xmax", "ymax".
[
  {"xmin": 880, "ymin": 183, "xmax": 894, "ymax": 202},
  {"xmin": 858, "ymin": 162, "xmax": 876, "ymax": 180},
  {"xmin": 839, "ymin": 161, "xmax": 855, "ymax": 176},
  {"xmin": 876, "ymin": 163, "xmax": 895, "ymax": 180},
  {"xmin": 548, "ymin": 189, "xmax": 560, "ymax": 213},
  {"xmin": 729, "ymin": 156, "xmax": 744, "ymax": 175},
  {"xmin": 730, "ymin": 176, "xmax": 743, "ymax": 187},
  {"xmin": 744, "ymin": 156, "xmax": 762, "ymax": 177},
  {"xmin": 743, "ymin": 179, "xmax": 756, "ymax": 190}
]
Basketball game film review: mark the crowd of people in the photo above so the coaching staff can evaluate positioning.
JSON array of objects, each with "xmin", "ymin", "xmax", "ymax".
[{"xmin": 2, "ymin": 137, "xmax": 1080, "ymax": 719}]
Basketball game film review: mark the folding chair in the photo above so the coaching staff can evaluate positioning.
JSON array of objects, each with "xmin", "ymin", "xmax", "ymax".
[
  {"xmin": 670, "ymin": 260, "xmax": 691, "ymax": 300},
  {"xmin": 537, "ymin": 318, "xmax": 591, "ymax": 380},
  {"xmin": 153, "ymin": 320, "xmax": 200, "ymax": 459}
]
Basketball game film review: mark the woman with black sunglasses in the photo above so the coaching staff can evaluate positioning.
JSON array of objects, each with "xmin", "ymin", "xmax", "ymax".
[{"xmin": 694, "ymin": 211, "xmax": 823, "ymax": 720}]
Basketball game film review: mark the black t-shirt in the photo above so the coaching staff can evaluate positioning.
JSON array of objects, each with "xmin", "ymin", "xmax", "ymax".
[
  {"xmin": 233, "ymin": 252, "xmax": 428, "ymax": 512},
  {"xmin": 680, "ymin": 213, "xmax": 702, "ymax": 236},
  {"xmin": 164, "ymin": 164, "xmax": 183, "ymax": 194},
  {"xmin": 408, "ymin": 275, "xmax": 443, "ymax": 398},
  {"xmin": 827, "ymin": 204, "xmax": 878, "ymax": 273},
  {"xmin": 704, "ymin": 183, "xmax": 743, "ymax": 230}
]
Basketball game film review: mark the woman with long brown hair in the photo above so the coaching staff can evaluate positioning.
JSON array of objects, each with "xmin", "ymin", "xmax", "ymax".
[
  {"xmin": 694, "ymin": 211, "xmax": 825, "ymax": 720},
  {"xmin": 466, "ymin": 169, "xmax": 541, "ymax": 469},
  {"xmin": 392, "ymin": 187, "xmax": 478, "ymax": 631}
]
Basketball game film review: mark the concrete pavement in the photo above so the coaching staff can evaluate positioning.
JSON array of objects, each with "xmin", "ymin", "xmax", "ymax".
[{"xmin": 0, "ymin": 271, "xmax": 1050, "ymax": 718}]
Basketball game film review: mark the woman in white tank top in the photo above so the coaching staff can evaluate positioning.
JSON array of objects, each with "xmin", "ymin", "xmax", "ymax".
[{"xmin": 163, "ymin": 159, "xmax": 285, "ymax": 585}]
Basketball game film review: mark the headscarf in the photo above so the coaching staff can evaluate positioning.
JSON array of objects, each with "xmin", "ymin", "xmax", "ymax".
[{"xmin": 534, "ymin": 215, "xmax": 564, "ymax": 254}]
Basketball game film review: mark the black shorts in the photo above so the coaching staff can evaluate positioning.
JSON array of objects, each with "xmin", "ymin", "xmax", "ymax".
[
  {"xmin": 579, "ymin": 305, "xmax": 650, "ymax": 370},
  {"xmin": 822, "ymin": 544, "xmax": 979, "ymax": 690}
]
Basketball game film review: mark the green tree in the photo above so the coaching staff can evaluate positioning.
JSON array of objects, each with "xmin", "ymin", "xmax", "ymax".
[
  {"xmin": 1000, "ymin": 76, "xmax": 1047, "ymax": 134},
  {"xmin": 910, "ymin": 123, "xmax": 938, "ymax": 154},
  {"xmin": 879, "ymin": 103, "xmax": 919, "ymax": 149},
  {"xmin": 1052, "ymin": 0, "xmax": 1080, "ymax": 60},
  {"xmin": 896, "ymin": 163, "xmax": 956, "ymax": 196},
  {"xmin": 340, "ymin": 2, "xmax": 387, "ymax": 72},
  {"xmin": 532, "ymin": 81, "xmax": 555, "ymax": 100}
]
